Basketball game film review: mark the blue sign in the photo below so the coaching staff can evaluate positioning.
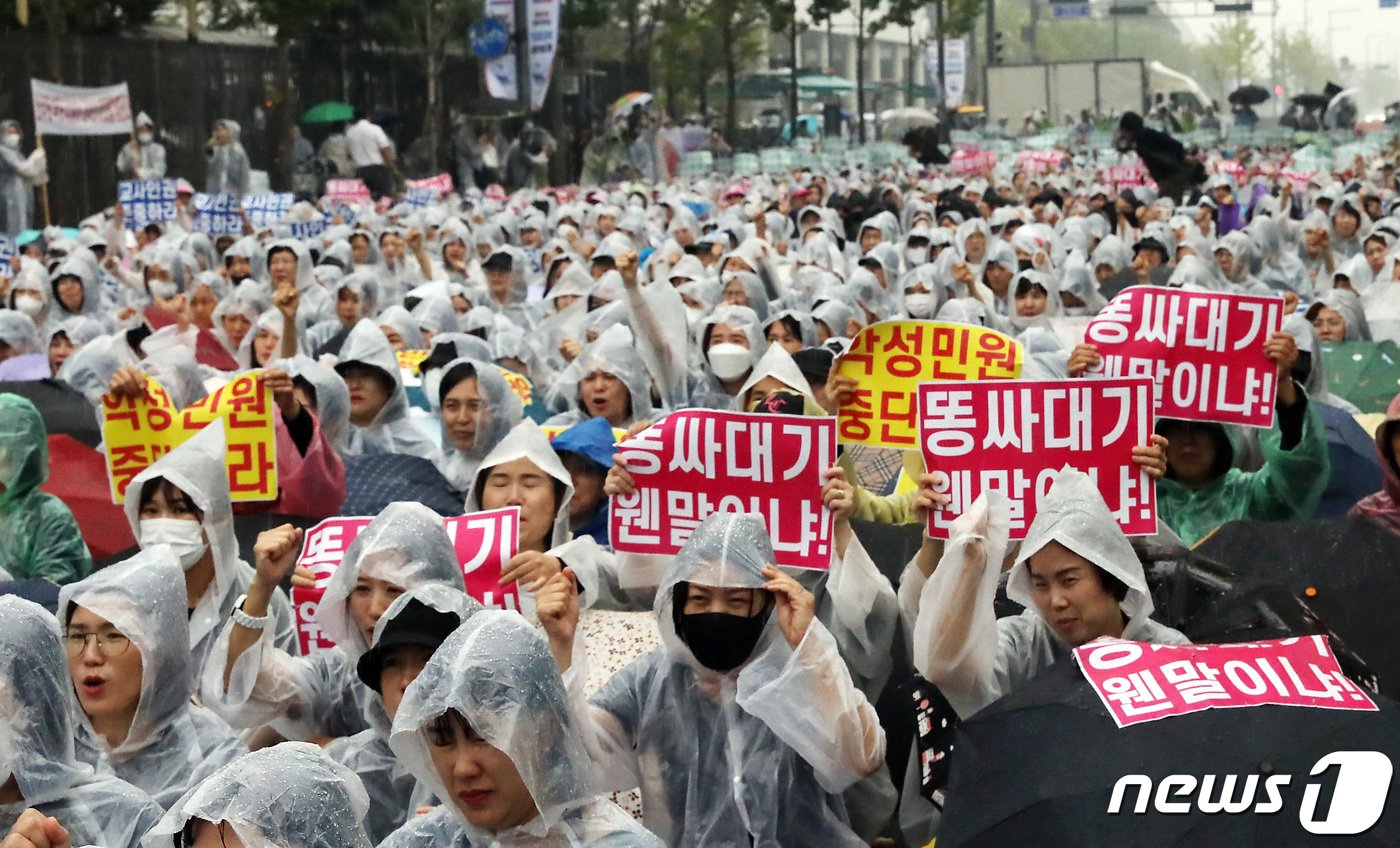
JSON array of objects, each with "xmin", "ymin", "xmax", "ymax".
[
  {"xmin": 119, "ymin": 179, "xmax": 179, "ymax": 230},
  {"xmin": 1052, "ymin": 3, "xmax": 1092, "ymax": 18},
  {"xmin": 1382, "ymin": 0, "xmax": 1398, "ymax": 9},
  {"xmin": 470, "ymin": 18, "xmax": 511, "ymax": 60},
  {"xmin": 192, "ymin": 193, "xmax": 244, "ymax": 235}
]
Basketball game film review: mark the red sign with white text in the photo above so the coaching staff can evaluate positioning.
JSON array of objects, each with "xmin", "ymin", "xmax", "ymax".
[
  {"xmin": 1075, "ymin": 636, "xmax": 1377, "ymax": 729},
  {"xmin": 291, "ymin": 508, "xmax": 520, "ymax": 655},
  {"xmin": 610, "ymin": 410, "xmax": 836, "ymax": 571},
  {"xmin": 1085, "ymin": 286, "xmax": 1283, "ymax": 428},
  {"xmin": 918, "ymin": 378, "xmax": 1156, "ymax": 540}
]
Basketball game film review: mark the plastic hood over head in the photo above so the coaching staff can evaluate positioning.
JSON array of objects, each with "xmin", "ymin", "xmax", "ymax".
[
  {"xmin": 388, "ymin": 610, "xmax": 594, "ymax": 840},
  {"xmin": 335, "ymin": 317, "xmax": 410, "ymax": 428},
  {"xmin": 317, "ymin": 502, "xmax": 466, "ymax": 663},
  {"xmin": 434, "ymin": 357, "xmax": 524, "ymax": 491},
  {"xmin": 0, "ymin": 596, "xmax": 89, "ymax": 804},
  {"xmin": 265, "ymin": 238, "xmax": 314, "ymax": 291},
  {"xmin": 141, "ymin": 742, "xmax": 373, "ymax": 848},
  {"xmin": 0, "ymin": 310, "xmax": 40, "ymax": 356},
  {"xmin": 1007, "ymin": 466, "xmax": 1153, "ymax": 631},
  {"xmin": 0, "ymin": 393, "xmax": 49, "ymax": 508},
  {"xmin": 573, "ymin": 324, "xmax": 654, "ymax": 422},
  {"xmin": 465, "ymin": 420, "xmax": 575, "ymax": 550},
  {"xmin": 57, "ymin": 547, "xmax": 192, "ymax": 759},
  {"xmin": 737, "ymin": 342, "xmax": 815, "ymax": 409},
  {"xmin": 278, "ymin": 354, "xmax": 351, "ymax": 451}
]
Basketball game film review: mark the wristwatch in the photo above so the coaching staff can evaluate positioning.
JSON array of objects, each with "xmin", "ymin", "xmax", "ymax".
[{"xmin": 232, "ymin": 594, "xmax": 270, "ymax": 631}]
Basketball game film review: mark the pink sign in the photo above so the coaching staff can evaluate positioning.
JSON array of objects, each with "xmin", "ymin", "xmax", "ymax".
[
  {"xmin": 291, "ymin": 508, "xmax": 520, "ymax": 655},
  {"xmin": 1075, "ymin": 636, "xmax": 1377, "ymax": 729},
  {"xmin": 610, "ymin": 409, "xmax": 836, "ymax": 571},
  {"xmin": 1104, "ymin": 163, "xmax": 1145, "ymax": 190},
  {"xmin": 1084, "ymin": 286, "xmax": 1283, "ymax": 428},
  {"xmin": 1017, "ymin": 150, "xmax": 1063, "ymax": 175},
  {"xmin": 324, "ymin": 178, "xmax": 371, "ymax": 205},
  {"xmin": 917, "ymin": 378, "xmax": 1157, "ymax": 540},
  {"xmin": 948, "ymin": 150, "xmax": 997, "ymax": 176},
  {"xmin": 406, "ymin": 173, "xmax": 454, "ymax": 196}
]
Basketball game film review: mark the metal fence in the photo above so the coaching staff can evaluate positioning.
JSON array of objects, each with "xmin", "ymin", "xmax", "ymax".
[{"xmin": 0, "ymin": 31, "xmax": 485, "ymax": 224}]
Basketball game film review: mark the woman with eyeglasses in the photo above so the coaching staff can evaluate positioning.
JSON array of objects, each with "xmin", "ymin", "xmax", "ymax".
[
  {"xmin": 57, "ymin": 546, "xmax": 246, "ymax": 809},
  {"xmin": 142, "ymin": 742, "xmax": 372, "ymax": 848},
  {"xmin": 0, "ymin": 596, "xmax": 162, "ymax": 848}
]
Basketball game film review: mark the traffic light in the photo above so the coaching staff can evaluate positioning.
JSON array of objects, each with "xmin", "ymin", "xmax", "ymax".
[{"xmin": 993, "ymin": 31, "xmax": 1006, "ymax": 64}]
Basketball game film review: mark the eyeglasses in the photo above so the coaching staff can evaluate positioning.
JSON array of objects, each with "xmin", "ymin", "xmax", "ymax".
[{"xmin": 64, "ymin": 630, "xmax": 132, "ymax": 659}]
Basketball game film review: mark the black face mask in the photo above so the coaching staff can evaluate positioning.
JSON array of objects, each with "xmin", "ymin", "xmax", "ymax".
[
  {"xmin": 672, "ymin": 586, "xmax": 771, "ymax": 672},
  {"xmin": 1018, "ymin": 258, "xmax": 1035, "ymax": 272}
]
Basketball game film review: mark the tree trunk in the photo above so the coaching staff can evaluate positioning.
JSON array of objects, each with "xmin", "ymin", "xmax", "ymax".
[
  {"xmin": 723, "ymin": 17, "xmax": 738, "ymax": 139},
  {"xmin": 272, "ymin": 30, "xmax": 295, "ymax": 190},
  {"xmin": 789, "ymin": 11, "xmax": 800, "ymax": 142},
  {"xmin": 856, "ymin": 0, "xmax": 866, "ymax": 143}
]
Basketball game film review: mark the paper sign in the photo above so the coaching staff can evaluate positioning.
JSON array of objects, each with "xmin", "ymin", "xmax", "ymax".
[
  {"xmin": 837, "ymin": 321, "xmax": 1023, "ymax": 449},
  {"xmin": 610, "ymin": 409, "xmax": 835, "ymax": 571},
  {"xmin": 31, "ymin": 80, "xmax": 132, "ymax": 136},
  {"xmin": 405, "ymin": 173, "xmax": 454, "ymax": 202},
  {"xmin": 1085, "ymin": 286, "xmax": 1283, "ymax": 428},
  {"xmin": 287, "ymin": 216, "xmax": 326, "ymax": 240},
  {"xmin": 0, "ymin": 234, "xmax": 14, "ymax": 266},
  {"xmin": 918, "ymin": 378, "xmax": 1156, "ymax": 539},
  {"xmin": 500, "ymin": 368, "xmax": 533, "ymax": 405},
  {"xmin": 325, "ymin": 179, "xmax": 372, "ymax": 205},
  {"xmin": 119, "ymin": 179, "xmax": 179, "ymax": 230},
  {"xmin": 192, "ymin": 193, "xmax": 243, "ymax": 235},
  {"xmin": 102, "ymin": 371, "xmax": 278, "ymax": 503},
  {"xmin": 242, "ymin": 192, "xmax": 296, "ymax": 229},
  {"xmin": 1075, "ymin": 636, "xmax": 1377, "ymax": 729},
  {"xmin": 291, "ymin": 508, "xmax": 521, "ymax": 655}
]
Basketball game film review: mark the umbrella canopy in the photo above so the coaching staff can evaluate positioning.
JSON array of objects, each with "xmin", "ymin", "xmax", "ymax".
[
  {"xmin": 879, "ymin": 107, "xmax": 939, "ymax": 129},
  {"xmin": 1313, "ymin": 402, "xmax": 1384, "ymax": 518},
  {"xmin": 1195, "ymin": 516, "xmax": 1400, "ymax": 697},
  {"xmin": 1292, "ymin": 93, "xmax": 1331, "ymax": 111},
  {"xmin": 0, "ymin": 380, "xmax": 100, "ymax": 447},
  {"xmin": 1228, "ymin": 85, "xmax": 1271, "ymax": 106},
  {"xmin": 797, "ymin": 73, "xmax": 854, "ymax": 94},
  {"xmin": 340, "ymin": 453, "xmax": 462, "ymax": 518},
  {"xmin": 938, "ymin": 659, "xmax": 1400, "ymax": 847},
  {"xmin": 1322, "ymin": 340, "xmax": 1400, "ymax": 414},
  {"xmin": 610, "ymin": 92, "xmax": 653, "ymax": 118},
  {"xmin": 40, "ymin": 434, "xmax": 135, "ymax": 560},
  {"xmin": 301, "ymin": 101, "xmax": 355, "ymax": 124}
]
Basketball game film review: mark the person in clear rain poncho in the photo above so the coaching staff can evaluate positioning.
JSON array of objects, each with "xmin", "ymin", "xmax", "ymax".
[
  {"xmin": 382, "ymin": 610, "xmax": 662, "ymax": 848},
  {"xmin": 57, "ymin": 547, "xmax": 245, "ymax": 809},
  {"xmin": 904, "ymin": 468, "xmax": 1190, "ymax": 721},
  {"xmin": 0, "ymin": 393, "xmax": 92, "ymax": 583},
  {"xmin": 141, "ymin": 742, "xmax": 373, "ymax": 848},
  {"xmin": 0, "ymin": 597, "xmax": 163, "ymax": 848},
  {"xmin": 334, "ymin": 318, "xmax": 439, "ymax": 457},
  {"xmin": 536, "ymin": 512, "xmax": 887, "ymax": 847},
  {"xmin": 430, "ymin": 357, "xmax": 523, "ymax": 493},
  {"xmin": 123, "ymin": 422, "xmax": 298, "ymax": 684},
  {"xmin": 202, "ymin": 502, "xmax": 468, "ymax": 744},
  {"xmin": 544, "ymin": 324, "xmax": 655, "ymax": 430}
]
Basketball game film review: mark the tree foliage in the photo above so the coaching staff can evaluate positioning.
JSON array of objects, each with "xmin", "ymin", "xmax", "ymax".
[{"xmin": 1192, "ymin": 16, "xmax": 1263, "ymax": 99}]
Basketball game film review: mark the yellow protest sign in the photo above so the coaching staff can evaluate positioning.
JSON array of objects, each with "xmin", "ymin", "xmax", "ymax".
[
  {"xmin": 102, "ymin": 370, "xmax": 279, "ymax": 503},
  {"xmin": 499, "ymin": 367, "xmax": 533, "ymax": 405},
  {"xmin": 836, "ymin": 320, "xmax": 1022, "ymax": 449},
  {"xmin": 396, "ymin": 349, "xmax": 430, "ymax": 376}
]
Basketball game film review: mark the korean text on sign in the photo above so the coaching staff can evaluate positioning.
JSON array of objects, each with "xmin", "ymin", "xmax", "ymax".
[
  {"xmin": 918, "ymin": 378, "xmax": 1156, "ymax": 540},
  {"xmin": 242, "ymin": 192, "xmax": 296, "ymax": 229},
  {"xmin": 119, "ymin": 179, "xmax": 179, "ymax": 230},
  {"xmin": 291, "ymin": 508, "xmax": 521, "ymax": 655},
  {"xmin": 325, "ymin": 179, "xmax": 372, "ymax": 205},
  {"xmin": 101, "ymin": 371, "xmax": 278, "ymax": 503},
  {"xmin": 1085, "ymin": 286, "xmax": 1283, "ymax": 428},
  {"xmin": 1075, "ymin": 636, "xmax": 1377, "ymax": 729},
  {"xmin": 837, "ymin": 320, "xmax": 1023, "ymax": 449},
  {"xmin": 192, "ymin": 193, "xmax": 243, "ymax": 235},
  {"xmin": 610, "ymin": 409, "xmax": 836, "ymax": 571}
]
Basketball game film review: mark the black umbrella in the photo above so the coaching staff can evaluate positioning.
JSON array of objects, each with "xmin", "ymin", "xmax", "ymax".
[
  {"xmin": 1228, "ymin": 84, "xmax": 1270, "ymax": 106},
  {"xmin": 938, "ymin": 660, "xmax": 1400, "ymax": 847},
  {"xmin": 1292, "ymin": 93, "xmax": 1331, "ymax": 111},
  {"xmin": 340, "ymin": 454, "xmax": 463, "ymax": 518},
  {"xmin": 0, "ymin": 379, "xmax": 101, "ymax": 447},
  {"xmin": 1196, "ymin": 517, "xmax": 1400, "ymax": 697}
]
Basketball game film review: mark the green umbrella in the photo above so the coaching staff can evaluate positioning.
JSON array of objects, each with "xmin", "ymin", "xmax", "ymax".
[
  {"xmin": 301, "ymin": 101, "xmax": 355, "ymax": 124},
  {"xmin": 1321, "ymin": 340, "xmax": 1400, "ymax": 413}
]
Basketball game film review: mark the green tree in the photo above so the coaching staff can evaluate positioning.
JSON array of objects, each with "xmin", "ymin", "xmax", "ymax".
[
  {"xmin": 1193, "ymin": 16, "xmax": 1263, "ymax": 100},
  {"xmin": 1275, "ymin": 29, "xmax": 1339, "ymax": 98}
]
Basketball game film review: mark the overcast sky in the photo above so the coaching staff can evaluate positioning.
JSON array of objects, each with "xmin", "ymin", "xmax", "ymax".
[{"xmin": 1175, "ymin": 0, "xmax": 1400, "ymax": 70}]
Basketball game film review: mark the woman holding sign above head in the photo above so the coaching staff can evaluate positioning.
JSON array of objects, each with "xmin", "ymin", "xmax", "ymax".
[{"xmin": 58, "ymin": 546, "xmax": 246, "ymax": 809}]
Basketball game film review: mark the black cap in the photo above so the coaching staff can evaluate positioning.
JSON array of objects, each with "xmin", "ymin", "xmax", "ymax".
[
  {"xmin": 355, "ymin": 599, "xmax": 462, "ymax": 693},
  {"xmin": 753, "ymin": 390, "xmax": 807, "ymax": 415},
  {"xmin": 482, "ymin": 250, "xmax": 514, "ymax": 271},
  {"xmin": 1132, "ymin": 237, "xmax": 1167, "ymax": 259},
  {"xmin": 792, "ymin": 347, "xmax": 834, "ymax": 384}
]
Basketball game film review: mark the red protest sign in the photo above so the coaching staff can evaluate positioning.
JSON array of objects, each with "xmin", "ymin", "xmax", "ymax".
[
  {"xmin": 291, "ymin": 508, "xmax": 521, "ymax": 655},
  {"xmin": 918, "ymin": 378, "xmax": 1156, "ymax": 540},
  {"xmin": 1075, "ymin": 636, "xmax": 1377, "ymax": 729},
  {"xmin": 1084, "ymin": 286, "xmax": 1283, "ymax": 428},
  {"xmin": 324, "ymin": 178, "xmax": 371, "ymax": 205},
  {"xmin": 610, "ymin": 409, "xmax": 836, "ymax": 571}
]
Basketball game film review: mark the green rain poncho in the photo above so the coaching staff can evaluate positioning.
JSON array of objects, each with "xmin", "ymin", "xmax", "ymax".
[
  {"xmin": 1157, "ymin": 391, "xmax": 1330, "ymax": 547},
  {"xmin": 0, "ymin": 393, "xmax": 92, "ymax": 583}
]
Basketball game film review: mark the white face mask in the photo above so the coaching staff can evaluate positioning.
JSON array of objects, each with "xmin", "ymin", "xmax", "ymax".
[
  {"xmin": 1, "ymin": 135, "xmax": 19, "ymax": 150},
  {"xmin": 139, "ymin": 518, "xmax": 208, "ymax": 570},
  {"xmin": 706, "ymin": 342, "xmax": 751, "ymax": 381},
  {"xmin": 1063, "ymin": 305, "xmax": 1090, "ymax": 317},
  {"xmin": 905, "ymin": 246, "xmax": 929, "ymax": 267},
  {"xmin": 13, "ymin": 294, "xmax": 42, "ymax": 317},
  {"xmin": 904, "ymin": 293, "xmax": 938, "ymax": 319},
  {"xmin": 148, "ymin": 279, "xmax": 177, "ymax": 300},
  {"xmin": 137, "ymin": 130, "xmax": 154, "ymax": 144}
]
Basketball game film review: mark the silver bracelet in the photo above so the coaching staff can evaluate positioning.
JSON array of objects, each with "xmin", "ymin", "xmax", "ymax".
[{"xmin": 231, "ymin": 594, "xmax": 270, "ymax": 631}]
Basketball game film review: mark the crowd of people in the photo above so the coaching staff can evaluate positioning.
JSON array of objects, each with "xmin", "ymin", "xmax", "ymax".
[{"xmin": 1, "ymin": 107, "xmax": 1399, "ymax": 847}]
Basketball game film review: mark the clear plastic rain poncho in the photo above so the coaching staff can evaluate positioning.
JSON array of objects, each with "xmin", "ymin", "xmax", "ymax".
[
  {"xmin": 384, "ymin": 610, "xmax": 661, "ymax": 847},
  {"xmin": 0, "ymin": 392, "xmax": 92, "ymax": 583},
  {"xmin": 266, "ymin": 238, "xmax": 334, "ymax": 328},
  {"xmin": 202, "ymin": 502, "xmax": 467, "ymax": 741},
  {"xmin": 58, "ymin": 547, "xmax": 245, "ymax": 808},
  {"xmin": 465, "ymin": 420, "xmax": 575, "ymax": 551},
  {"xmin": 432, "ymin": 357, "xmax": 523, "ymax": 492},
  {"xmin": 0, "ymin": 597, "xmax": 163, "ymax": 848},
  {"xmin": 580, "ymin": 512, "xmax": 884, "ymax": 847},
  {"xmin": 123, "ymin": 421, "xmax": 297, "ymax": 681},
  {"xmin": 141, "ymin": 742, "xmax": 373, "ymax": 848},
  {"xmin": 905, "ymin": 468, "xmax": 1189, "ymax": 719},
  {"xmin": 0, "ymin": 309, "xmax": 40, "ymax": 356},
  {"xmin": 547, "ymin": 323, "xmax": 655, "ymax": 427},
  {"xmin": 326, "ymin": 584, "xmax": 482, "ymax": 844},
  {"xmin": 334, "ymin": 317, "xmax": 439, "ymax": 457},
  {"xmin": 279, "ymin": 353, "xmax": 352, "ymax": 453},
  {"xmin": 48, "ymin": 255, "xmax": 107, "ymax": 323}
]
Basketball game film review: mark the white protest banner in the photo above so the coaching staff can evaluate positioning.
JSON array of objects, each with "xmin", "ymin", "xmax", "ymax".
[
  {"xmin": 192, "ymin": 193, "xmax": 243, "ymax": 236},
  {"xmin": 610, "ymin": 409, "xmax": 836, "ymax": 571},
  {"xmin": 325, "ymin": 179, "xmax": 372, "ymax": 205},
  {"xmin": 1085, "ymin": 286, "xmax": 1284, "ymax": 428},
  {"xmin": 291, "ymin": 508, "xmax": 521, "ymax": 655},
  {"xmin": 118, "ymin": 179, "xmax": 179, "ymax": 230},
  {"xmin": 917, "ymin": 377, "xmax": 1157, "ymax": 540},
  {"xmin": 30, "ymin": 80, "xmax": 132, "ymax": 136},
  {"xmin": 242, "ymin": 193, "xmax": 296, "ymax": 229}
]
